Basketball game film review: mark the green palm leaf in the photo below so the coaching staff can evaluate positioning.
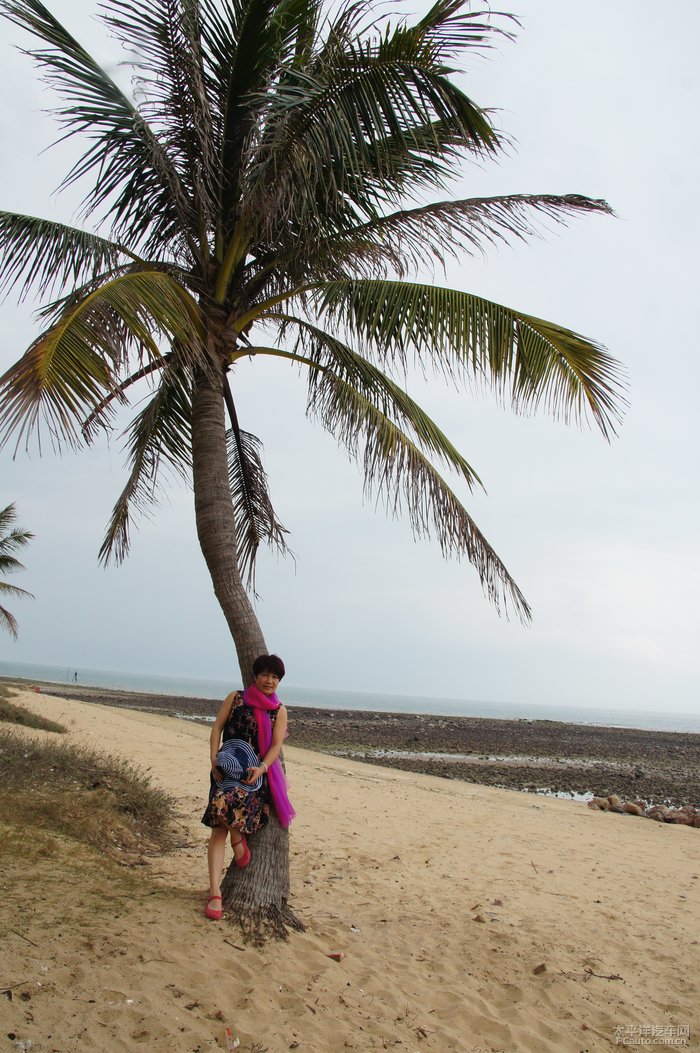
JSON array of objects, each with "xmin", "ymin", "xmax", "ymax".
[
  {"xmin": 411, "ymin": 0, "xmax": 516, "ymax": 56},
  {"xmin": 0, "ymin": 503, "xmax": 34, "ymax": 556},
  {"xmin": 265, "ymin": 316, "xmax": 483, "ymax": 488},
  {"xmin": 1, "ymin": 0, "xmax": 196, "ymax": 255},
  {"xmin": 99, "ymin": 367, "xmax": 194, "ymax": 564},
  {"xmin": 243, "ymin": 4, "xmax": 513, "ymax": 243},
  {"xmin": 0, "ymin": 270, "xmax": 203, "ymax": 451},
  {"xmin": 0, "ymin": 502, "xmax": 34, "ymax": 638},
  {"xmin": 0, "ymin": 211, "xmax": 136, "ymax": 301},
  {"xmin": 225, "ymin": 402, "xmax": 291, "ymax": 591},
  {"xmin": 200, "ymin": 0, "xmax": 297, "ymax": 233},
  {"xmin": 339, "ymin": 114, "xmax": 486, "ymax": 209},
  {"xmin": 315, "ymin": 194, "xmax": 614, "ymax": 279},
  {"xmin": 306, "ymin": 368, "xmax": 530, "ymax": 620},
  {"xmin": 0, "ymin": 579, "xmax": 33, "ymax": 599},
  {"xmin": 103, "ymin": 0, "xmax": 219, "ymax": 237},
  {"xmin": 318, "ymin": 279, "xmax": 626, "ymax": 438},
  {"xmin": 246, "ymin": 10, "xmax": 501, "ymax": 232},
  {"xmin": 0, "ymin": 604, "xmax": 21, "ymax": 639},
  {"xmin": 82, "ymin": 356, "xmax": 171, "ymax": 440}
]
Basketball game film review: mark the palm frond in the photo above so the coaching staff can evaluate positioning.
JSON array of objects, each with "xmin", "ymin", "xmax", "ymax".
[
  {"xmin": 244, "ymin": 2, "xmax": 514, "ymax": 233},
  {"xmin": 0, "ymin": 270, "xmax": 203, "ymax": 452},
  {"xmin": 99, "ymin": 366, "xmax": 193, "ymax": 564},
  {"xmin": 102, "ymin": 0, "xmax": 218, "ymax": 241},
  {"xmin": 82, "ymin": 356, "xmax": 170, "ymax": 440},
  {"xmin": 0, "ymin": 211, "xmax": 137, "ymax": 302},
  {"xmin": 245, "ymin": 11, "xmax": 501, "ymax": 233},
  {"xmin": 318, "ymin": 279, "xmax": 627, "ymax": 438},
  {"xmin": 0, "ymin": 579, "xmax": 33, "ymax": 600},
  {"xmin": 200, "ymin": 0, "xmax": 293, "ymax": 234},
  {"xmin": 314, "ymin": 0, "xmax": 373, "ymax": 49},
  {"xmin": 1, "ymin": 0, "xmax": 197, "ymax": 256},
  {"xmin": 280, "ymin": 0, "xmax": 322, "ymax": 63},
  {"xmin": 0, "ymin": 503, "xmax": 33, "ymax": 546},
  {"xmin": 0, "ymin": 501, "xmax": 33, "ymax": 638},
  {"xmin": 224, "ymin": 386, "xmax": 291, "ymax": 591},
  {"xmin": 312, "ymin": 193, "xmax": 614, "ymax": 279},
  {"xmin": 267, "ymin": 314, "xmax": 483, "ymax": 489},
  {"xmin": 0, "ymin": 553, "xmax": 29, "ymax": 576},
  {"xmin": 306, "ymin": 368, "xmax": 530, "ymax": 620},
  {"xmin": 341, "ymin": 112, "xmax": 498, "ymax": 212},
  {"xmin": 0, "ymin": 604, "xmax": 20, "ymax": 639},
  {"xmin": 411, "ymin": 0, "xmax": 517, "ymax": 58},
  {"xmin": 243, "ymin": 121, "xmax": 482, "ymax": 288},
  {"xmin": 316, "ymin": 0, "xmax": 513, "ymax": 67}
]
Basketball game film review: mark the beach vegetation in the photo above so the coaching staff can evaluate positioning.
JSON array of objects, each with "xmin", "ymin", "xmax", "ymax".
[
  {"xmin": 0, "ymin": 687, "xmax": 66, "ymax": 732},
  {"xmin": 0, "ymin": 725, "xmax": 177, "ymax": 857},
  {"xmin": 0, "ymin": 0, "xmax": 625, "ymax": 935},
  {"xmin": 0, "ymin": 502, "xmax": 34, "ymax": 638}
]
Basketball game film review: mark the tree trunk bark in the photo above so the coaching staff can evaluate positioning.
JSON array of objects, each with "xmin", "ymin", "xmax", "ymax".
[
  {"xmin": 191, "ymin": 363, "xmax": 303, "ymax": 939},
  {"xmin": 191, "ymin": 365, "xmax": 266, "ymax": 684},
  {"xmin": 220, "ymin": 812, "xmax": 304, "ymax": 943}
]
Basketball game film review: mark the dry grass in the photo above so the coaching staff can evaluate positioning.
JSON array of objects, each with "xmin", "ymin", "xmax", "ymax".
[
  {"xmin": 0, "ymin": 694, "xmax": 185, "ymax": 961},
  {"xmin": 0, "ymin": 726, "xmax": 178, "ymax": 860},
  {"xmin": 0, "ymin": 685, "xmax": 66, "ymax": 732}
]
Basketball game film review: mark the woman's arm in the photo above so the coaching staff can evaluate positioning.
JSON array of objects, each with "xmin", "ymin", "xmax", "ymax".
[
  {"xmin": 245, "ymin": 705, "xmax": 288, "ymax": 782},
  {"xmin": 210, "ymin": 691, "xmax": 238, "ymax": 781}
]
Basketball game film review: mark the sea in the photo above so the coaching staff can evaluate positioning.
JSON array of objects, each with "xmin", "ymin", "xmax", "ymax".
[{"xmin": 2, "ymin": 658, "xmax": 699, "ymax": 734}]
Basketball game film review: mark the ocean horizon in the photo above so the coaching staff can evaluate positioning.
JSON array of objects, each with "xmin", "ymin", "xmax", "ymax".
[{"xmin": 1, "ymin": 658, "xmax": 698, "ymax": 734}]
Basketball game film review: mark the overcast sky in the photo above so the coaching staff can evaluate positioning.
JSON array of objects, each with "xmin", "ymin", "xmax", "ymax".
[{"xmin": 1, "ymin": 0, "xmax": 698, "ymax": 715}]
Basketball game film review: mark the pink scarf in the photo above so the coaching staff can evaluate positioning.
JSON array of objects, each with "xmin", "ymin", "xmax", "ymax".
[{"xmin": 242, "ymin": 683, "xmax": 295, "ymax": 828}]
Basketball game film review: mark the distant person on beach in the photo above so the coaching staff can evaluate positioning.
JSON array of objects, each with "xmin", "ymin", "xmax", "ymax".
[
  {"xmin": 73, "ymin": 671, "xmax": 78, "ymax": 683},
  {"xmin": 201, "ymin": 653, "xmax": 295, "ymax": 921}
]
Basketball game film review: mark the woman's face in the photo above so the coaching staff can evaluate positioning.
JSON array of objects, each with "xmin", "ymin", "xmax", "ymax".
[{"xmin": 254, "ymin": 670, "xmax": 280, "ymax": 696}]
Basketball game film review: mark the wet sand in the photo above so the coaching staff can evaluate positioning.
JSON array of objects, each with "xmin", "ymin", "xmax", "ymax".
[{"xmin": 10, "ymin": 678, "xmax": 700, "ymax": 806}]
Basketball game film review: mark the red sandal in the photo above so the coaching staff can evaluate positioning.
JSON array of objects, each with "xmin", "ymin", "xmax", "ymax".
[{"xmin": 204, "ymin": 894, "xmax": 223, "ymax": 920}]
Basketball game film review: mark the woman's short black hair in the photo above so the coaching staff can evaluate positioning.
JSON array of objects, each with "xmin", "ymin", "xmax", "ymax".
[{"xmin": 252, "ymin": 653, "xmax": 286, "ymax": 680}]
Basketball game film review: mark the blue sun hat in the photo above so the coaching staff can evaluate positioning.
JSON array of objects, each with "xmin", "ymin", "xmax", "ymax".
[{"xmin": 215, "ymin": 738, "xmax": 263, "ymax": 792}]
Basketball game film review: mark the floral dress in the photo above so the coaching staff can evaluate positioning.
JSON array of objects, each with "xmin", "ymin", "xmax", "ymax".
[{"xmin": 201, "ymin": 692, "xmax": 277, "ymax": 834}]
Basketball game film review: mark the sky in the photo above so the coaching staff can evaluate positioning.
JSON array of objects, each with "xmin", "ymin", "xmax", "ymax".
[{"xmin": 1, "ymin": 1, "xmax": 698, "ymax": 714}]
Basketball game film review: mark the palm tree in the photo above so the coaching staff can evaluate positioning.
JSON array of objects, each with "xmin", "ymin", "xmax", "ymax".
[
  {"xmin": 0, "ymin": 503, "xmax": 34, "ymax": 638},
  {"xmin": 0, "ymin": 0, "xmax": 624, "ymax": 935}
]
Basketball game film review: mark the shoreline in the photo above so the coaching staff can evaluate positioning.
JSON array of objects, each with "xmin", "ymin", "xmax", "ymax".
[{"xmin": 6, "ymin": 676, "xmax": 700, "ymax": 806}]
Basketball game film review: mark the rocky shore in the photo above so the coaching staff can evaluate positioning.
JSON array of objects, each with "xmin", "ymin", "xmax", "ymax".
[
  {"xmin": 289, "ymin": 706, "xmax": 700, "ymax": 807},
  {"xmin": 10, "ymin": 678, "xmax": 700, "ymax": 807}
]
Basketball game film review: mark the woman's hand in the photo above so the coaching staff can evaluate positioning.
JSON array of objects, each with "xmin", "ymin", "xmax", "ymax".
[
  {"xmin": 211, "ymin": 761, "xmax": 224, "ymax": 784},
  {"xmin": 244, "ymin": 764, "xmax": 267, "ymax": 784}
]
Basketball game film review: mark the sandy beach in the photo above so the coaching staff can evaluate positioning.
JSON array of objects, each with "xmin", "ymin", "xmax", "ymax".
[{"xmin": 2, "ymin": 686, "xmax": 699, "ymax": 1052}]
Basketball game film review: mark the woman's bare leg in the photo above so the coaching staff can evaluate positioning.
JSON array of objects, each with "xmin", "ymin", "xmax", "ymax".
[{"xmin": 207, "ymin": 826, "xmax": 229, "ymax": 899}]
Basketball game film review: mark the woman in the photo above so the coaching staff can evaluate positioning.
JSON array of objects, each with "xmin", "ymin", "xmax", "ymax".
[{"xmin": 202, "ymin": 653, "xmax": 295, "ymax": 921}]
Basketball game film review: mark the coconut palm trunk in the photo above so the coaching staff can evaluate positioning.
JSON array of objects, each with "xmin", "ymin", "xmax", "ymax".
[{"xmin": 192, "ymin": 363, "xmax": 267, "ymax": 683}]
